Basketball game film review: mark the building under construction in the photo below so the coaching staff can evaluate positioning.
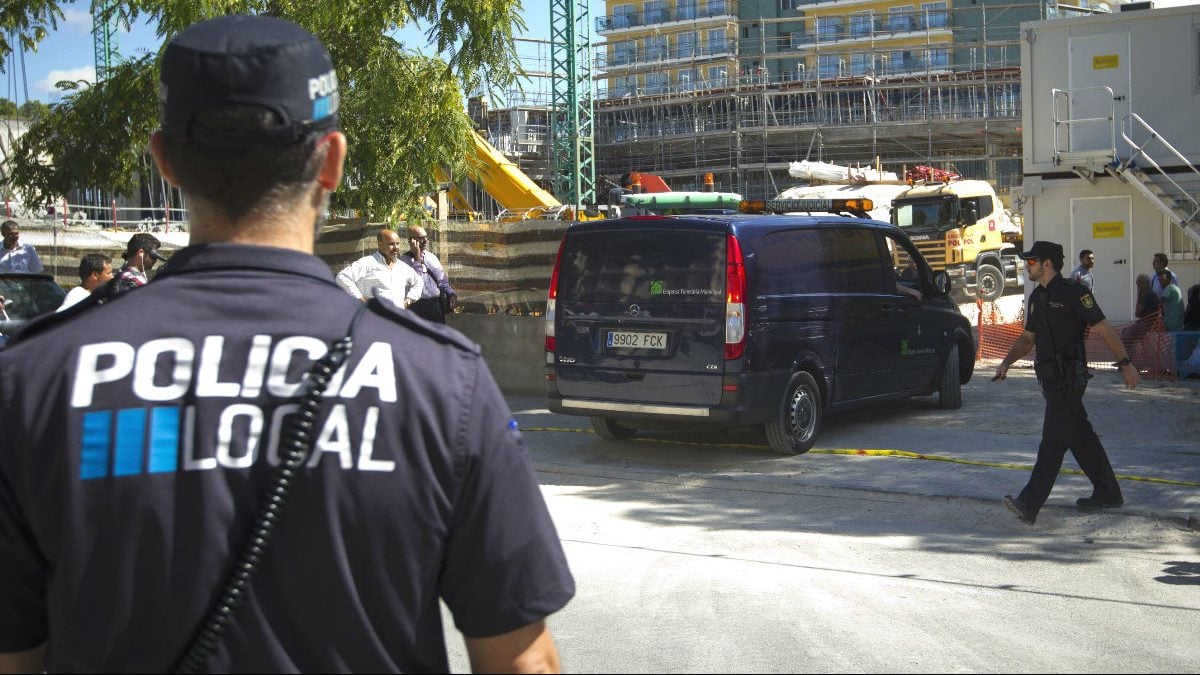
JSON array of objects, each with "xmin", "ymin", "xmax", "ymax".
[{"xmin": 465, "ymin": 0, "xmax": 1122, "ymax": 212}]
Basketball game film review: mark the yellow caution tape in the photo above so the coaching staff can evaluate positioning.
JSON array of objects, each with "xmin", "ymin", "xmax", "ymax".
[{"xmin": 521, "ymin": 426, "xmax": 1200, "ymax": 488}]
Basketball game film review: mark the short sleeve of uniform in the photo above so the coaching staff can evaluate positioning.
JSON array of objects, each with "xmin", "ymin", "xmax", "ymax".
[
  {"xmin": 1071, "ymin": 284, "xmax": 1106, "ymax": 326},
  {"xmin": 439, "ymin": 357, "xmax": 575, "ymax": 638},
  {"xmin": 1023, "ymin": 290, "xmax": 1039, "ymax": 333},
  {"xmin": 0, "ymin": 362, "xmax": 49, "ymax": 651}
]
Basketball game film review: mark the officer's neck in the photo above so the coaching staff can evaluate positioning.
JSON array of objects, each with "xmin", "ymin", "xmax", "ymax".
[
  {"xmin": 185, "ymin": 194, "xmax": 320, "ymax": 253},
  {"xmin": 1038, "ymin": 267, "xmax": 1059, "ymax": 288}
]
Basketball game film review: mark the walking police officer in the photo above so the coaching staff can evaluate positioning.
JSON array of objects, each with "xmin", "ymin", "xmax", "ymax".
[
  {"xmin": 0, "ymin": 16, "xmax": 573, "ymax": 673},
  {"xmin": 993, "ymin": 241, "xmax": 1138, "ymax": 525}
]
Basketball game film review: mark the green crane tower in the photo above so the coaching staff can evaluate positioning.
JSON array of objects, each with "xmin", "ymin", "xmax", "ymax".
[
  {"xmin": 549, "ymin": 0, "xmax": 596, "ymax": 212},
  {"xmin": 92, "ymin": 1, "xmax": 120, "ymax": 81}
]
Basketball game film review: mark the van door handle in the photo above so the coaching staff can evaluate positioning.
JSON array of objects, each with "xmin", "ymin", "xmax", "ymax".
[
  {"xmin": 1113, "ymin": 258, "xmax": 1126, "ymax": 265},
  {"xmin": 625, "ymin": 372, "xmax": 645, "ymax": 382},
  {"xmin": 880, "ymin": 304, "xmax": 905, "ymax": 312}
]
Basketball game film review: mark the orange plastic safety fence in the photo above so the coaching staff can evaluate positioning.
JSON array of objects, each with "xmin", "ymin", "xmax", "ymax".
[{"xmin": 974, "ymin": 301, "xmax": 1177, "ymax": 380}]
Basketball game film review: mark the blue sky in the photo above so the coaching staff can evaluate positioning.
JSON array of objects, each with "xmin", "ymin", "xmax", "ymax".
[
  {"xmin": 11, "ymin": 0, "xmax": 1200, "ymax": 105},
  {"xmin": 11, "ymin": 1, "xmax": 606, "ymax": 105}
]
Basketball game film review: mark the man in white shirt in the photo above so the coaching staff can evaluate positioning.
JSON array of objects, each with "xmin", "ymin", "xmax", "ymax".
[
  {"xmin": 335, "ymin": 228, "xmax": 423, "ymax": 307},
  {"xmin": 56, "ymin": 254, "xmax": 114, "ymax": 312},
  {"xmin": 0, "ymin": 220, "xmax": 44, "ymax": 273}
]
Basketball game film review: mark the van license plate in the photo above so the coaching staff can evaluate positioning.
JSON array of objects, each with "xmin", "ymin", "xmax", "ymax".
[{"xmin": 607, "ymin": 330, "xmax": 667, "ymax": 350}]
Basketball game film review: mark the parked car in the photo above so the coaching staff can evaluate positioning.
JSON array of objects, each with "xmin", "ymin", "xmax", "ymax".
[
  {"xmin": 544, "ymin": 200, "xmax": 976, "ymax": 455},
  {"xmin": 0, "ymin": 273, "xmax": 66, "ymax": 346}
]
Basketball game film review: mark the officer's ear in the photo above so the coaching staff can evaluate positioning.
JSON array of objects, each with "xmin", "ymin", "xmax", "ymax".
[
  {"xmin": 315, "ymin": 131, "xmax": 347, "ymax": 193},
  {"xmin": 149, "ymin": 131, "xmax": 181, "ymax": 187}
]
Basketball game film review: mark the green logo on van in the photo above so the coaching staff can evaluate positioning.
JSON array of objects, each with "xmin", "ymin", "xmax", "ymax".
[{"xmin": 650, "ymin": 280, "xmax": 664, "ymax": 295}]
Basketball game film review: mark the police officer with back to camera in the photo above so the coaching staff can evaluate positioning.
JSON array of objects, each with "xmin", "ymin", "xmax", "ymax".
[
  {"xmin": 0, "ymin": 15, "xmax": 573, "ymax": 673},
  {"xmin": 992, "ymin": 241, "xmax": 1139, "ymax": 526}
]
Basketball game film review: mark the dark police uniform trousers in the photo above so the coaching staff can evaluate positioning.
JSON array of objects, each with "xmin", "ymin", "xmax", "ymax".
[
  {"xmin": 1017, "ymin": 274, "xmax": 1123, "ymax": 513},
  {"xmin": 0, "ymin": 244, "xmax": 574, "ymax": 673}
]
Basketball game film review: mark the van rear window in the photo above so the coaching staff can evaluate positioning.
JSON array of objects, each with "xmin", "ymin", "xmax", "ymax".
[{"xmin": 557, "ymin": 230, "xmax": 725, "ymax": 303}]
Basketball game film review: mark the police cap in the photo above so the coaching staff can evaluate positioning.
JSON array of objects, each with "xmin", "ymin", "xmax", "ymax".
[{"xmin": 1017, "ymin": 240, "xmax": 1064, "ymax": 266}]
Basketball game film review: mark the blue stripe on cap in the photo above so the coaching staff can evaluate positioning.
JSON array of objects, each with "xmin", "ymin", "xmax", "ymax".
[
  {"xmin": 148, "ymin": 407, "xmax": 180, "ymax": 474},
  {"xmin": 81, "ymin": 411, "xmax": 112, "ymax": 480},
  {"xmin": 113, "ymin": 408, "xmax": 147, "ymax": 476}
]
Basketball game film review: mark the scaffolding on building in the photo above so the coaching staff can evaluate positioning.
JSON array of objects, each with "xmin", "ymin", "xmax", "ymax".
[{"xmin": 586, "ymin": 1, "xmax": 1063, "ymax": 200}]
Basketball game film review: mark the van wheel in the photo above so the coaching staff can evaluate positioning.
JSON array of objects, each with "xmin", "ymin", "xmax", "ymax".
[
  {"xmin": 765, "ymin": 371, "xmax": 822, "ymax": 455},
  {"xmin": 938, "ymin": 344, "xmax": 963, "ymax": 409},
  {"xmin": 591, "ymin": 417, "xmax": 636, "ymax": 440},
  {"xmin": 975, "ymin": 264, "xmax": 1004, "ymax": 302}
]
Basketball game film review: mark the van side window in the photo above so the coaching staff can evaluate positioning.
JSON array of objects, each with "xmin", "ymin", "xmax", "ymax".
[
  {"xmin": 756, "ymin": 228, "xmax": 886, "ymax": 294},
  {"xmin": 826, "ymin": 227, "xmax": 888, "ymax": 293},
  {"xmin": 885, "ymin": 232, "xmax": 931, "ymax": 298}
]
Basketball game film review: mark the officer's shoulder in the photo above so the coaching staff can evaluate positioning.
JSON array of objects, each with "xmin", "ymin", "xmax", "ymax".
[{"xmin": 364, "ymin": 298, "xmax": 480, "ymax": 354}]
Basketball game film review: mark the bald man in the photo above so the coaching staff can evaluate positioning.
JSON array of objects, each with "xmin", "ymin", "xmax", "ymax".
[{"xmin": 335, "ymin": 228, "xmax": 423, "ymax": 308}]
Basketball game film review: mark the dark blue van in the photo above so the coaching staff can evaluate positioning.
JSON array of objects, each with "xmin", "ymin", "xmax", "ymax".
[{"xmin": 544, "ymin": 205, "xmax": 975, "ymax": 454}]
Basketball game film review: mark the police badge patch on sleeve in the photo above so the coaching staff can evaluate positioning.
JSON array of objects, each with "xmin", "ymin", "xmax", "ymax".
[{"xmin": 1081, "ymin": 293, "xmax": 1095, "ymax": 309}]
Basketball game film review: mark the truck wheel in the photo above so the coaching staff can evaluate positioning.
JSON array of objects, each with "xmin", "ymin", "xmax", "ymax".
[
  {"xmin": 591, "ymin": 416, "xmax": 636, "ymax": 440},
  {"xmin": 975, "ymin": 264, "xmax": 1004, "ymax": 302},
  {"xmin": 765, "ymin": 371, "xmax": 822, "ymax": 455},
  {"xmin": 938, "ymin": 344, "xmax": 963, "ymax": 409}
]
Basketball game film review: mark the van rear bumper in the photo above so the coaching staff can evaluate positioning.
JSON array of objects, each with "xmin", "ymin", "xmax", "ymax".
[{"xmin": 546, "ymin": 369, "xmax": 786, "ymax": 426}]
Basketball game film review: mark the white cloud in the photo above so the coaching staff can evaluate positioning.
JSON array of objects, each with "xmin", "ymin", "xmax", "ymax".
[
  {"xmin": 61, "ymin": 8, "xmax": 92, "ymax": 33},
  {"xmin": 35, "ymin": 66, "xmax": 95, "ymax": 94}
]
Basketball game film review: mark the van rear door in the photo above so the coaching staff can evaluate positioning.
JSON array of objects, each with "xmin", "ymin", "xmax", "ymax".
[{"xmin": 553, "ymin": 225, "xmax": 726, "ymax": 406}]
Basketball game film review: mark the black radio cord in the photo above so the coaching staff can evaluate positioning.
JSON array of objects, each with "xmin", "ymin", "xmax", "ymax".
[{"xmin": 173, "ymin": 302, "xmax": 369, "ymax": 674}]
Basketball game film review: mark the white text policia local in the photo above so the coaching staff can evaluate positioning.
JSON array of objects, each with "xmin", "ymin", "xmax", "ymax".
[{"xmin": 71, "ymin": 336, "xmax": 401, "ymax": 474}]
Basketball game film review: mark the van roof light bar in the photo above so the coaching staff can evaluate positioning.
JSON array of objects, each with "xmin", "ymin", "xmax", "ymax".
[{"xmin": 740, "ymin": 198, "xmax": 874, "ymax": 218}]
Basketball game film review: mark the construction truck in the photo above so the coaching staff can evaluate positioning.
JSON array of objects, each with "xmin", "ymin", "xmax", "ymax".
[{"xmin": 890, "ymin": 174, "xmax": 1022, "ymax": 302}]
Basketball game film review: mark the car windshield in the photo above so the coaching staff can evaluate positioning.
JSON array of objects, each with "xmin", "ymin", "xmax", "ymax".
[
  {"xmin": 893, "ymin": 198, "xmax": 956, "ymax": 232},
  {"xmin": 0, "ymin": 274, "xmax": 65, "ymax": 320}
]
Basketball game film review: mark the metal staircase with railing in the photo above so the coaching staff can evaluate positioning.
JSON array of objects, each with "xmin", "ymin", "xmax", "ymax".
[{"xmin": 1051, "ymin": 87, "xmax": 1200, "ymax": 245}]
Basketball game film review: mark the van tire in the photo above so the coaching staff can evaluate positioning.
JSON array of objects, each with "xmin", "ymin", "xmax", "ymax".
[
  {"xmin": 591, "ymin": 416, "xmax": 636, "ymax": 440},
  {"xmin": 765, "ymin": 371, "xmax": 822, "ymax": 455},
  {"xmin": 938, "ymin": 344, "xmax": 963, "ymax": 409},
  {"xmin": 975, "ymin": 264, "xmax": 1004, "ymax": 302}
]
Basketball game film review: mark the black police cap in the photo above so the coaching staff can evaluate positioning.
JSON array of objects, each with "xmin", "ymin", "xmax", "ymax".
[
  {"xmin": 160, "ymin": 15, "xmax": 340, "ymax": 146},
  {"xmin": 1017, "ymin": 240, "xmax": 1064, "ymax": 263}
]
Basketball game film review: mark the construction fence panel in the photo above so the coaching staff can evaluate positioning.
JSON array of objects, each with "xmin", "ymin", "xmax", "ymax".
[
  {"xmin": 314, "ymin": 217, "xmax": 566, "ymax": 317},
  {"xmin": 974, "ymin": 299, "xmax": 1180, "ymax": 380}
]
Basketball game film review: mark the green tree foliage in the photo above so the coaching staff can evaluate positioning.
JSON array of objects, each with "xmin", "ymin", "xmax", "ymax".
[
  {"xmin": 7, "ymin": 54, "xmax": 157, "ymax": 207},
  {"xmin": 0, "ymin": 1, "xmax": 64, "ymax": 57},
  {"xmin": 18, "ymin": 100, "xmax": 50, "ymax": 122},
  {"xmin": 0, "ymin": 99, "xmax": 17, "ymax": 118},
  {"xmin": 4, "ymin": 0, "xmax": 525, "ymax": 220}
]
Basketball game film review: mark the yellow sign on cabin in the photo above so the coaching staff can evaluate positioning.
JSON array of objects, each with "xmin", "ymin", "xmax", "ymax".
[
  {"xmin": 1093, "ymin": 54, "xmax": 1119, "ymax": 69},
  {"xmin": 1092, "ymin": 221, "xmax": 1125, "ymax": 238}
]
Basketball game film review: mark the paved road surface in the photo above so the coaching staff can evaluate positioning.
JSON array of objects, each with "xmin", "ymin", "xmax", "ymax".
[{"xmin": 440, "ymin": 364, "xmax": 1199, "ymax": 672}]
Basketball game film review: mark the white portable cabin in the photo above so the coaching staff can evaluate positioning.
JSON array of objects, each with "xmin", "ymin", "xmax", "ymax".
[{"xmin": 1020, "ymin": 4, "xmax": 1199, "ymax": 320}]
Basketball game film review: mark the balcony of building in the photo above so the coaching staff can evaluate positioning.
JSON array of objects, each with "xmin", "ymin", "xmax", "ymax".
[
  {"xmin": 597, "ymin": 0, "xmax": 736, "ymax": 35},
  {"xmin": 780, "ymin": 7, "xmax": 952, "ymax": 50},
  {"xmin": 597, "ymin": 38, "xmax": 736, "ymax": 74}
]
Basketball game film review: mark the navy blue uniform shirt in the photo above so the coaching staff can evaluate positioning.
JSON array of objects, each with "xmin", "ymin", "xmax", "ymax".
[
  {"xmin": 0, "ymin": 243, "xmax": 574, "ymax": 672},
  {"xmin": 1024, "ymin": 273, "xmax": 1107, "ymax": 362}
]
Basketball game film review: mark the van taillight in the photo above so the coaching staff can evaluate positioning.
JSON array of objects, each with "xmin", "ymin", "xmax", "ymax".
[
  {"xmin": 545, "ymin": 236, "xmax": 566, "ymax": 354},
  {"xmin": 724, "ymin": 233, "xmax": 746, "ymax": 360}
]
